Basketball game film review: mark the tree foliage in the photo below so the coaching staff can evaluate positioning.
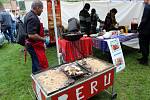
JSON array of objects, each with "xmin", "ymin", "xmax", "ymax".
[
  {"xmin": 0, "ymin": 0, "xmax": 9, "ymax": 3},
  {"xmin": 18, "ymin": 1, "xmax": 26, "ymax": 11}
]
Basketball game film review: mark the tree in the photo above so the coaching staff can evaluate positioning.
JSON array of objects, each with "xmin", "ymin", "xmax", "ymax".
[
  {"xmin": 0, "ymin": 1, "xmax": 4, "ymax": 11},
  {"xmin": 18, "ymin": 1, "xmax": 26, "ymax": 11},
  {"xmin": 0, "ymin": 0, "xmax": 9, "ymax": 3}
]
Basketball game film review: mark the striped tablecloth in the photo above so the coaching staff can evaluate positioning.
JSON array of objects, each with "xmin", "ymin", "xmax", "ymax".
[{"xmin": 92, "ymin": 33, "xmax": 138, "ymax": 52}]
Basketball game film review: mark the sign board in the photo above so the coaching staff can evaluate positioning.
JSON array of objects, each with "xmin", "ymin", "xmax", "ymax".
[
  {"xmin": 32, "ymin": 67, "xmax": 115, "ymax": 100},
  {"xmin": 106, "ymin": 38, "xmax": 125, "ymax": 73}
]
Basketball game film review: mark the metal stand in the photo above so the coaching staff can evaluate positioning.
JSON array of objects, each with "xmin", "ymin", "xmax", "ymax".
[
  {"xmin": 104, "ymin": 69, "xmax": 117, "ymax": 100},
  {"xmin": 111, "ymin": 81, "xmax": 117, "ymax": 100}
]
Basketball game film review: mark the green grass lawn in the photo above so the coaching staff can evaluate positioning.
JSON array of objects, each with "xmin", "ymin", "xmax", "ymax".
[{"xmin": 0, "ymin": 43, "xmax": 150, "ymax": 100}]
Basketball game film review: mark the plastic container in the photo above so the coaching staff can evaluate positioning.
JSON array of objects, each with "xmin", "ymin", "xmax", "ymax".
[{"xmin": 125, "ymin": 25, "xmax": 129, "ymax": 33}]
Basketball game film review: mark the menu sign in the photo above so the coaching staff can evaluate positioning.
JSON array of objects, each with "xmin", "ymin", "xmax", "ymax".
[{"xmin": 106, "ymin": 38, "xmax": 125, "ymax": 73}]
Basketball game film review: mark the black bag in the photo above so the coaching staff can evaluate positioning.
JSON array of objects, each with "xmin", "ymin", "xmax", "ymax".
[
  {"xmin": 68, "ymin": 17, "xmax": 80, "ymax": 32},
  {"xmin": 16, "ymin": 19, "xmax": 27, "ymax": 46}
]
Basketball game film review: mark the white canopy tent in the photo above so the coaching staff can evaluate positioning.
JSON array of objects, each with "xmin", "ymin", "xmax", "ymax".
[
  {"xmin": 25, "ymin": 0, "xmax": 144, "ymax": 64},
  {"xmin": 25, "ymin": 0, "xmax": 144, "ymax": 29},
  {"xmin": 61, "ymin": 0, "xmax": 144, "ymax": 29}
]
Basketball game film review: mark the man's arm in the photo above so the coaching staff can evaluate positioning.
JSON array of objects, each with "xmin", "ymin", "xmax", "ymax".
[
  {"xmin": 26, "ymin": 17, "xmax": 45, "ymax": 42},
  {"xmin": 28, "ymin": 34, "xmax": 45, "ymax": 42}
]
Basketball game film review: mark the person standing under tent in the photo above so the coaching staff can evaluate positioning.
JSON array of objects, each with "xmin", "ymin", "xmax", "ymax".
[
  {"xmin": 24, "ymin": 0, "xmax": 50, "ymax": 73},
  {"xmin": 137, "ymin": 0, "xmax": 150, "ymax": 65},
  {"xmin": 103, "ymin": 8, "xmax": 118, "ymax": 32},
  {"xmin": 90, "ymin": 8, "xmax": 103, "ymax": 34},
  {"xmin": 79, "ymin": 3, "xmax": 91, "ymax": 36}
]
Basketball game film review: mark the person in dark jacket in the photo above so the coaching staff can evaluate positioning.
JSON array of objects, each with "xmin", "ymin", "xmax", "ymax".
[
  {"xmin": 137, "ymin": 0, "xmax": 150, "ymax": 65},
  {"xmin": 0, "ymin": 10, "xmax": 15, "ymax": 43},
  {"xmin": 103, "ymin": 8, "xmax": 118, "ymax": 32},
  {"xmin": 90, "ymin": 8, "xmax": 103, "ymax": 34},
  {"xmin": 79, "ymin": 3, "xmax": 91, "ymax": 36}
]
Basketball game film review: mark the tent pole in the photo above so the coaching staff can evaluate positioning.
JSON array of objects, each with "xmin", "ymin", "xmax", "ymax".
[
  {"xmin": 82, "ymin": 0, "xmax": 85, "ymax": 7},
  {"xmin": 107, "ymin": 0, "xmax": 110, "ymax": 13},
  {"xmin": 52, "ymin": 0, "xmax": 61, "ymax": 64}
]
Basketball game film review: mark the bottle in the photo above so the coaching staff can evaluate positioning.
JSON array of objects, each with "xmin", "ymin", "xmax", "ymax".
[
  {"xmin": 125, "ymin": 25, "xmax": 129, "ymax": 34},
  {"xmin": 131, "ymin": 18, "xmax": 138, "ymax": 33}
]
